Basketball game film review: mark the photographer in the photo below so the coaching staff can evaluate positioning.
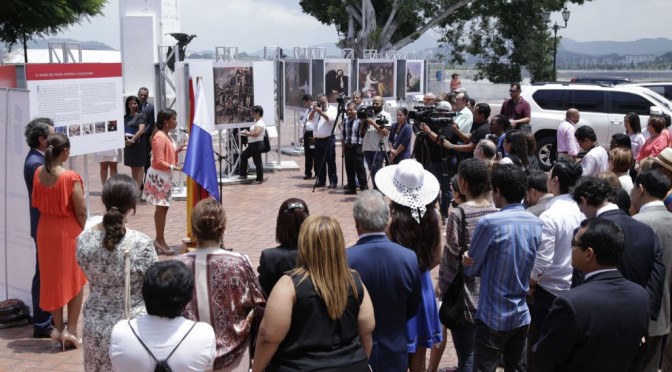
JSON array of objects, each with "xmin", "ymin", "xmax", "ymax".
[
  {"xmin": 342, "ymin": 102, "xmax": 368, "ymax": 194},
  {"xmin": 437, "ymin": 103, "xmax": 492, "ymax": 159},
  {"xmin": 309, "ymin": 93, "xmax": 338, "ymax": 188},
  {"xmin": 301, "ymin": 94, "xmax": 315, "ymax": 180},
  {"xmin": 361, "ymin": 96, "xmax": 391, "ymax": 189}
]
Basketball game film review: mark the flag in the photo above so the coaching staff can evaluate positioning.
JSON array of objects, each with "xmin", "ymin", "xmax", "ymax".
[{"xmin": 183, "ymin": 81, "xmax": 220, "ymax": 201}]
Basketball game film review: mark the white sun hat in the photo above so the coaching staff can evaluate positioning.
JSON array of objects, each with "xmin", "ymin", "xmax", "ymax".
[{"xmin": 375, "ymin": 159, "xmax": 440, "ymax": 223}]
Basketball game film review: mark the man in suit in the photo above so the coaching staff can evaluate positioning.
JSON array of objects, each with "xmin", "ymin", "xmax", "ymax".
[
  {"xmin": 347, "ymin": 190, "xmax": 422, "ymax": 372},
  {"xmin": 138, "ymin": 87, "xmax": 155, "ymax": 179},
  {"xmin": 631, "ymin": 169, "xmax": 672, "ymax": 371},
  {"xmin": 533, "ymin": 218, "xmax": 649, "ymax": 371},
  {"xmin": 572, "ymin": 177, "xmax": 665, "ymax": 322},
  {"xmin": 23, "ymin": 118, "xmax": 54, "ymax": 338}
]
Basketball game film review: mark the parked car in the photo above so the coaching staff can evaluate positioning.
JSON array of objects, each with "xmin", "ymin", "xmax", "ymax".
[
  {"xmin": 569, "ymin": 76, "xmax": 631, "ymax": 85},
  {"xmin": 522, "ymin": 82, "xmax": 672, "ymax": 170},
  {"xmin": 624, "ymin": 82, "xmax": 672, "ymax": 101}
]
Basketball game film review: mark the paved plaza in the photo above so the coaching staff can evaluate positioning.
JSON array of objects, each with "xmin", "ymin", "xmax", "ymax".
[{"xmin": 0, "ymin": 143, "xmax": 460, "ymax": 371}]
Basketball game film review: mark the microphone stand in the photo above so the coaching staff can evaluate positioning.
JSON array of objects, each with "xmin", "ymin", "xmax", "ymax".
[{"xmin": 214, "ymin": 151, "xmax": 233, "ymax": 203}]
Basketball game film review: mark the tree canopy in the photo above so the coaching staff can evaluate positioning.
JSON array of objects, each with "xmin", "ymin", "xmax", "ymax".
[
  {"xmin": 0, "ymin": 0, "xmax": 106, "ymax": 61},
  {"xmin": 300, "ymin": 0, "xmax": 591, "ymax": 82}
]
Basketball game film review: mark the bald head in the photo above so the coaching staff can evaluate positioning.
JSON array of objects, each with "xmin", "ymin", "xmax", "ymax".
[
  {"xmin": 424, "ymin": 92, "xmax": 436, "ymax": 107},
  {"xmin": 566, "ymin": 108, "xmax": 580, "ymax": 124}
]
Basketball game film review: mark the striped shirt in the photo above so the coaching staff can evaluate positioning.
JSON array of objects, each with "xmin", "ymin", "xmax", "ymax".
[
  {"xmin": 342, "ymin": 117, "xmax": 363, "ymax": 145},
  {"xmin": 464, "ymin": 203, "xmax": 542, "ymax": 331}
]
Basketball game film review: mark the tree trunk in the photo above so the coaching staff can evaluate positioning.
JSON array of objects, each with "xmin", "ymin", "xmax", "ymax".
[{"xmin": 22, "ymin": 29, "xmax": 28, "ymax": 63}]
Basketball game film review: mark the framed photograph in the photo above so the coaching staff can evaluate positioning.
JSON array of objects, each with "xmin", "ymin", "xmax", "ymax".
[
  {"xmin": 406, "ymin": 60, "xmax": 424, "ymax": 95},
  {"xmin": 357, "ymin": 60, "xmax": 396, "ymax": 99},
  {"xmin": 213, "ymin": 64, "xmax": 255, "ymax": 125},
  {"xmin": 284, "ymin": 60, "xmax": 311, "ymax": 109},
  {"xmin": 324, "ymin": 60, "xmax": 351, "ymax": 103}
]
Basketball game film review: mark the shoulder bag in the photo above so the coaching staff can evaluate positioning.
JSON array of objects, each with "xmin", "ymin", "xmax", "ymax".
[
  {"xmin": 439, "ymin": 206, "xmax": 468, "ymax": 330},
  {"xmin": 262, "ymin": 131, "xmax": 271, "ymax": 153}
]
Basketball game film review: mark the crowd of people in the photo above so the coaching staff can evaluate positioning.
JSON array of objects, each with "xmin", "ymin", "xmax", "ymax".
[{"xmin": 20, "ymin": 80, "xmax": 672, "ymax": 372}]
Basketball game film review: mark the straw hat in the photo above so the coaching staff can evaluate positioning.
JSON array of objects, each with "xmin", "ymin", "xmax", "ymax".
[
  {"xmin": 375, "ymin": 159, "xmax": 440, "ymax": 223},
  {"xmin": 654, "ymin": 148, "xmax": 672, "ymax": 173}
]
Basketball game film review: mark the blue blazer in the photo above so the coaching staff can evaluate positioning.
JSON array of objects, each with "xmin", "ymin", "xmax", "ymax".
[
  {"xmin": 534, "ymin": 270, "xmax": 649, "ymax": 372},
  {"xmin": 347, "ymin": 234, "xmax": 422, "ymax": 372},
  {"xmin": 24, "ymin": 148, "xmax": 44, "ymax": 240}
]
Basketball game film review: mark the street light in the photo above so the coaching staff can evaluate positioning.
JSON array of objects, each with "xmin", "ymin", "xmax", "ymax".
[{"xmin": 543, "ymin": 7, "xmax": 571, "ymax": 81}]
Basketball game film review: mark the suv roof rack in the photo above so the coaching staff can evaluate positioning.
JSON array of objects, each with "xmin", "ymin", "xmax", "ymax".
[{"xmin": 530, "ymin": 81, "xmax": 615, "ymax": 88}]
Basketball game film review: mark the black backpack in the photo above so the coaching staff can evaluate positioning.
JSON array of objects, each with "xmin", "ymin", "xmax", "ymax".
[{"xmin": 128, "ymin": 320, "xmax": 196, "ymax": 372}]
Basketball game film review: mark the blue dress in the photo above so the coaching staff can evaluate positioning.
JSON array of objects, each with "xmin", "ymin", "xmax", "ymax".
[
  {"xmin": 406, "ymin": 270, "xmax": 443, "ymax": 352},
  {"xmin": 389, "ymin": 122, "xmax": 412, "ymax": 164}
]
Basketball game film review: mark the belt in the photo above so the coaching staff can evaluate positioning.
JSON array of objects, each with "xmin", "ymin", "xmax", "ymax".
[
  {"xmin": 315, "ymin": 136, "xmax": 333, "ymax": 140},
  {"xmin": 344, "ymin": 144, "xmax": 361, "ymax": 148}
]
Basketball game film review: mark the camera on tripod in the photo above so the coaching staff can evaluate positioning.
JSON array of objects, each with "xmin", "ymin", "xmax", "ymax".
[
  {"xmin": 357, "ymin": 106, "xmax": 390, "ymax": 126},
  {"xmin": 409, "ymin": 106, "xmax": 456, "ymax": 137}
]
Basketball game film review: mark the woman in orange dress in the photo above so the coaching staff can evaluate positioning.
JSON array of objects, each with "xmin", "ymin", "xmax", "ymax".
[{"xmin": 32, "ymin": 132, "xmax": 88, "ymax": 349}]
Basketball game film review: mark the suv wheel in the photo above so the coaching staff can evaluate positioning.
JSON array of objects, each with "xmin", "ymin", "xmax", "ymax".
[{"xmin": 536, "ymin": 136, "xmax": 556, "ymax": 171}]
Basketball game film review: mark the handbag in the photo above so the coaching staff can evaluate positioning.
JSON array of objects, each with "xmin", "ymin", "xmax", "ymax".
[
  {"xmin": 262, "ymin": 131, "xmax": 271, "ymax": 153},
  {"xmin": 439, "ymin": 206, "xmax": 469, "ymax": 330},
  {"xmin": 0, "ymin": 299, "xmax": 31, "ymax": 329}
]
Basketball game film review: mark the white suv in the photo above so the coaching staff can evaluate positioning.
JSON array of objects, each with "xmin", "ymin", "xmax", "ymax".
[{"xmin": 522, "ymin": 83, "xmax": 672, "ymax": 170}]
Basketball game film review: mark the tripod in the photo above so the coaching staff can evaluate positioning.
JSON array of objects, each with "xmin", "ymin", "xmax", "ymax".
[
  {"xmin": 366, "ymin": 139, "xmax": 390, "ymax": 188},
  {"xmin": 312, "ymin": 98, "xmax": 346, "ymax": 192},
  {"xmin": 412, "ymin": 131, "xmax": 454, "ymax": 219}
]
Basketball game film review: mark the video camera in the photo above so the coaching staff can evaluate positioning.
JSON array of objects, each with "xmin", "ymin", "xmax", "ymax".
[
  {"xmin": 408, "ymin": 106, "xmax": 456, "ymax": 137},
  {"xmin": 356, "ymin": 106, "xmax": 390, "ymax": 127}
]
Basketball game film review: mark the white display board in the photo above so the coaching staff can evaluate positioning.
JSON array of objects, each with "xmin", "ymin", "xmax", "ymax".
[
  {"xmin": 0, "ymin": 88, "xmax": 35, "ymax": 303},
  {"xmin": 25, "ymin": 63, "xmax": 125, "ymax": 156}
]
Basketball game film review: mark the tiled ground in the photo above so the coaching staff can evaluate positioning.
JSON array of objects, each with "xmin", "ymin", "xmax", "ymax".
[{"xmin": 0, "ymin": 141, "xmax": 460, "ymax": 371}]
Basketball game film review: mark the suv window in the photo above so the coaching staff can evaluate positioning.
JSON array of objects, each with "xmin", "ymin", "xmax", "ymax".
[
  {"xmin": 610, "ymin": 92, "xmax": 651, "ymax": 115},
  {"xmin": 571, "ymin": 90, "xmax": 605, "ymax": 113},
  {"xmin": 532, "ymin": 90, "xmax": 566, "ymax": 111}
]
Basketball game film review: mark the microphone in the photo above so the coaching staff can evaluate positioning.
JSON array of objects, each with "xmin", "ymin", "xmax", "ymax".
[{"xmin": 178, "ymin": 128, "xmax": 189, "ymax": 133}]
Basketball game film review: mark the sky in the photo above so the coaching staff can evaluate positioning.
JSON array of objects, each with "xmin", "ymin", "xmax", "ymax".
[{"xmin": 54, "ymin": 0, "xmax": 671, "ymax": 52}]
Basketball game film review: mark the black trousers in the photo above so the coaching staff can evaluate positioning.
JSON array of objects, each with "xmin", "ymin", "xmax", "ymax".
[
  {"xmin": 314, "ymin": 136, "xmax": 337, "ymax": 185},
  {"xmin": 344, "ymin": 145, "xmax": 367, "ymax": 190},
  {"xmin": 303, "ymin": 130, "xmax": 314, "ymax": 177},
  {"xmin": 240, "ymin": 141, "xmax": 264, "ymax": 181}
]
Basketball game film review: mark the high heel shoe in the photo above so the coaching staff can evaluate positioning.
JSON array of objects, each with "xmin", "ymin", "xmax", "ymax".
[
  {"xmin": 61, "ymin": 329, "xmax": 82, "ymax": 350},
  {"xmin": 50, "ymin": 328, "xmax": 62, "ymax": 350},
  {"xmin": 153, "ymin": 240, "xmax": 175, "ymax": 256}
]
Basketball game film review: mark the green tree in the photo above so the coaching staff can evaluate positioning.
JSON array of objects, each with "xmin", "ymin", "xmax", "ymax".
[
  {"xmin": 0, "ymin": 0, "xmax": 106, "ymax": 62},
  {"xmin": 300, "ymin": 0, "xmax": 591, "ymax": 82}
]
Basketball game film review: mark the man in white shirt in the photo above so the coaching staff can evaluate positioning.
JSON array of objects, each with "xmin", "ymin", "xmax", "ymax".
[
  {"xmin": 453, "ymin": 92, "xmax": 473, "ymax": 134},
  {"xmin": 556, "ymin": 108, "xmax": 581, "ymax": 161},
  {"xmin": 529, "ymin": 159, "xmax": 585, "ymax": 343},
  {"xmin": 362, "ymin": 96, "xmax": 391, "ymax": 189},
  {"xmin": 309, "ymin": 93, "xmax": 339, "ymax": 188},
  {"xmin": 575, "ymin": 125, "xmax": 608, "ymax": 177}
]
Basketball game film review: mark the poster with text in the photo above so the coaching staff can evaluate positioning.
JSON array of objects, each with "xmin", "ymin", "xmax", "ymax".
[
  {"xmin": 213, "ymin": 64, "xmax": 254, "ymax": 125},
  {"xmin": 406, "ymin": 60, "xmax": 424, "ymax": 95},
  {"xmin": 357, "ymin": 60, "xmax": 396, "ymax": 99},
  {"xmin": 284, "ymin": 60, "xmax": 311, "ymax": 109},
  {"xmin": 324, "ymin": 60, "xmax": 351, "ymax": 103},
  {"xmin": 25, "ymin": 63, "xmax": 124, "ymax": 156}
]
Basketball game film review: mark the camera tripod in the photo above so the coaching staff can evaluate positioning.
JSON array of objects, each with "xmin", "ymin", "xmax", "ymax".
[{"xmin": 412, "ymin": 130, "xmax": 454, "ymax": 220}]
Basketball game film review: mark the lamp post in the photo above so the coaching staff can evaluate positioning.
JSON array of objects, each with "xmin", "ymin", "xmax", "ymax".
[{"xmin": 543, "ymin": 8, "xmax": 571, "ymax": 81}]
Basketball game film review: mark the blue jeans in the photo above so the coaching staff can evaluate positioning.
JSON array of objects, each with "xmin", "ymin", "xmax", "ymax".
[
  {"xmin": 364, "ymin": 151, "xmax": 384, "ymax": 189},
  {"xmin": 32, "ymin": 243, "xmax": 52, "ymax": 331},
  {"xmin": 451, "ymin": 321, "xmax": 476, "ymax": 372},
  {"xmin": 473, "ymin": 320, "xmax": 528, "ymax": 372}
]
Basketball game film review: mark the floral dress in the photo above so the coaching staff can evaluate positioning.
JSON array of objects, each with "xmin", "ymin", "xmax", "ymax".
[{"xmin": 76, "ymin": 228, "xmax": 158, "ymax": 372}]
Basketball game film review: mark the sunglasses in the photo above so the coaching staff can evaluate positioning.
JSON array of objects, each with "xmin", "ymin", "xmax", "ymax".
[{"xmin": 509, "ymin": 89, "xmax": 520, "ymax": 93}]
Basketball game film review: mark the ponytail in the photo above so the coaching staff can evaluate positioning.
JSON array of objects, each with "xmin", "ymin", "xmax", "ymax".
[
  {"xmin": 44, "ymin": 133, "xmax": 70, "ymax": 175},
  {"xmin": 101, "ymin": 174, "xmax": 138, "ymax": 251}
]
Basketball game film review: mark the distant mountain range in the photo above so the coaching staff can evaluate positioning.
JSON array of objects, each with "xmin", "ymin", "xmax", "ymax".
[{"xmin": 3, "ymin": 36, "xmax": 672, "ymax": 59}]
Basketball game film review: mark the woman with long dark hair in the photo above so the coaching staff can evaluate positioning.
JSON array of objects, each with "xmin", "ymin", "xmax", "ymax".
[
  {"xmin": 625, "ymin": 112, "xmax": 646, "ymax": 160},
  {"xmin": 252, "ymin": 215, "xmax": 375, "ymax": 372},
  {"xmin": 123, "ymin": 95, "xmax": 146, "ymax": 190},
  {"xmin": 257, "ymin": 198, "xmax": 310, "ymax": 296},
  {"xmin": 32, "ymin": 133, "xmax": 87, "ymax": 350},
  {"xmin": 375, "ymin": 159, "xmax": 443, "ymax": 372},
  {"xmin": 77, "ymin": 174, "xmax": 158, "ymax": 370},
  {"xmin": 500, "ymin": 129, "xmax": 530, "ymax": 169},
  {"xmin": 142, "ymin": 108, "xmax": 187, "ymax": 255}
]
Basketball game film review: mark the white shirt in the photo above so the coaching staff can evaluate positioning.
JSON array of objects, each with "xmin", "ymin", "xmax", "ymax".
[
  {"xmin": 640, "ymin": 200, "xmax": 666, "ymax": 213},
  {"xmin": 629, "ymin": 133, "xmax": 646, "ymax": 159},
  {"xmin": 301, "ymin": 108, "xmax": 314, "ymax": 131},
  {"xmin": 581, "ymin": 145, "xmax": 609, "ymax": 177},
  {"xmin": 313, "ymin": 105, "xmax": 338, "ymax": 138},
  {"xmin": 247, "ymin": 118, "xmax": 266, "ymax": 144},
  {"xmin": 532, "ymin": 194, "xmax": 586, "ymax": 296},
  {"xmin": 619, "ymin": 174, "xmax": 634, "ymax": 195},
  {"xmin": 454, "ymin": 106, "xmax": 473, "ymax": 133},
  {"xmin": 596, "ymin": 203, "xmax": 620, "ymax": 216},
  {"xmin": 110, "ymin": 315, "xmax": 216, "ymax": 372},
  {"xmin": 362, "ymin": 110, "xmax": 391, "ymax": 152}
]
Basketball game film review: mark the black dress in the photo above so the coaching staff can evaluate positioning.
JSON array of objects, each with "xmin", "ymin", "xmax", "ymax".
[
  {"xmin": 123, "ymin": 113, "xmax": 146, "ymax": 167},
  {"xmin": 267, "ymin": 272, "xmax": 370, "ymax": 371}
]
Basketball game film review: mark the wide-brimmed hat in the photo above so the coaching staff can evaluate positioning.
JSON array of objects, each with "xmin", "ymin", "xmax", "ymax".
[
  {"xmin": 654, "ymin": 148, "xmax": 672, "ymax": 173},
  {"xmin": 375, "ymin": 159, "xmax": 440, "ymax": 223}
]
